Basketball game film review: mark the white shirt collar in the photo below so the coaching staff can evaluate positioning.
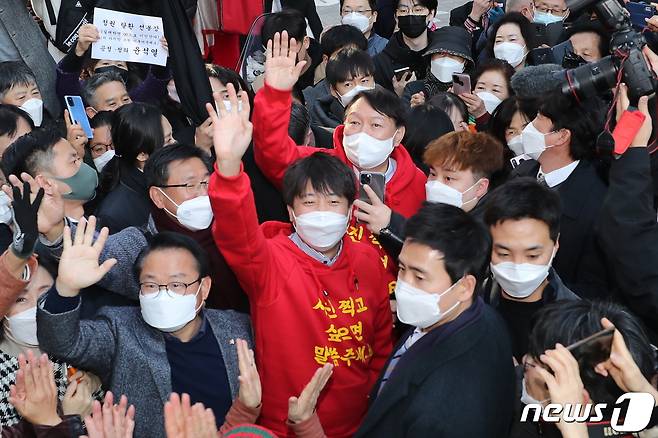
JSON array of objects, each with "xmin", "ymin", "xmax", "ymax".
[{"xmin": 538, "ymin": 161, "xmax": 579, "ymax": 188}]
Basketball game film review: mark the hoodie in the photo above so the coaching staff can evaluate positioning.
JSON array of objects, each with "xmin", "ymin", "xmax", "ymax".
[
  {"xmin": 252, "ymin": 84, "xmax": 428, "ymax": 286},
  {"xmin": 372, "ymin": 31, "xmax": 434, "ymax": 92},
  {"xmin": 209, "ymin": 166, "xmax": 393, "ymax": 438}
]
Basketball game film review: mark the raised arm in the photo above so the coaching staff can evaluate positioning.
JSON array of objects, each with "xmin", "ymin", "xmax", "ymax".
[{"xmin": 252, "ymin": 31, "xmax": 318, "ymax": 188}]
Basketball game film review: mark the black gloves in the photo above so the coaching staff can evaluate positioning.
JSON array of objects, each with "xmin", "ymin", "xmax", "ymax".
[{"xmin": 10, "ymin": 182, "xmax": 44, "ymax": 260}]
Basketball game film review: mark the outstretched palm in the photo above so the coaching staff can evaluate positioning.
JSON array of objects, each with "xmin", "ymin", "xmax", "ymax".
[
  {"xmin": 57, "ymin": 216, "xmax": 116, "ymax": 296},
  {"xmin": 264, "ymin": 31, "xmax": 307, "ymax": 91}
]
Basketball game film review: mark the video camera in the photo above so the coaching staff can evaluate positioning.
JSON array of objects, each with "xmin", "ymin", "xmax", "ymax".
[{"xmin": 557, "ymin": 0, "xmax": 656, "ymax": 102}]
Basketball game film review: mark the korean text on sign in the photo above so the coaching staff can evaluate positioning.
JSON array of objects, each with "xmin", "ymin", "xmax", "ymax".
[{"xmin": 91, "ymin": 7, "xmax": 167, "ymax": 66}]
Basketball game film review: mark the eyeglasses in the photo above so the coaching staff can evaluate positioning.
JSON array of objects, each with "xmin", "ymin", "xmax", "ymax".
[
  {"xmin": 157, "ymin": 180, "xmax": 209, "ymax": 195},
  {"xmin": 91, "ymin": 143, "xmax": 113, "ymax": 155},
  {"xmin": 534, "ymin": 3, "xmax": 567, "ymax": 14},
  {"xmin": 341, "ymin": 7, "xmax": 373, "ymax": 15},
  {"xmin": 139, "ymin": 278, "xmax": 201, "ymax": 297},
  {"xmin": 396, "ymin": 5, "xmax": 429, "ymax": 15}
]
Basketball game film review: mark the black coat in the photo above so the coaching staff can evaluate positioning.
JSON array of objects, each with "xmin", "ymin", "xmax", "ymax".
[
  {"xmin": 264, "ymin": 0, "xmax": 323, "ymax": 40},
  {"xmin": 95, "ymin": 163, "xmax": 151, "ymax": 234},
  {"xmin": 355, "ymin": 299, "xmax": 515, "ymax": 438},
  {"xmin": 373, "ymin": 31, "xmax": 433, "ymax": 92},
  {"xmin": 309, "ymin": 94, "xmax": 344, "ymax": 130},
  {"xmin": 511, "ymin": 159, "xmax": 610, "ymax": 299},
  {"xmin": 599, "ymin": 148, "xmax": 658, "ymax": 340}
]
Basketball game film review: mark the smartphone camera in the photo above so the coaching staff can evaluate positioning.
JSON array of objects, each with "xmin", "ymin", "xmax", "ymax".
[
  {"xmin": 453, "ymin": 76, "xmax": 465, "ymax": 86},
  {"xmin": 67, "ymin": 96, "xmax": 74, "ymax": 106},
  {"xmin": 360, "ymin": 173, "xmax": 371, "ymax": 186}
]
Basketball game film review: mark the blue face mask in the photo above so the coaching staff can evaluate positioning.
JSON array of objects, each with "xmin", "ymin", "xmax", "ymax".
[{"xmin": 533, "ymin": 10, "xmax": 565, "ymax": 24}]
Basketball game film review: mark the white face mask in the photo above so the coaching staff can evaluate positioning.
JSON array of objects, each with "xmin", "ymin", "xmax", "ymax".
[
  {"xmin": 507, "ymin": 134, "xmax": 524, "ymax": 156},
  {"xmin": 0, "ymin": 191, "xmax": 12, "ymax": 225},
  {"xmin": 342, "ymin": 12, "xmax": 371, "ymax": 33},
  {"xmin": 140, "ymin": 283, "xmax": 202, "ymax": 333},
  {"xmin": 4, "ymin": 306, "xmax": 38, "ymax": 347},
  {"xmin": 521, "ymin": 122, "xmax": 556, "ymax": 160},
  {"xmin": 490, "ymin": 248, "xmax": 556, "ymax": 299},
  {"xmin": 338, "ymin": 85, "xmax": 374, "ymax": 107},
  {"xmin": 425, "ymin": 179, "xmax": 480, "ymax": 209},
  {"xmin": 394, "ymin": 279, "xmax": 461, "ymax": 329},
  {"xmin": 20, "ymin": 98, "xmax": 43, "ymax": 127},
  {"xmin": 343, "ymin": 130, "xmax": 397, "ymax": 169},
  {"xmin": 475, "ymin": 91, "xmax": 503, "ymax": 114},
  {"xmin": 293, "ymin": 210, "xmax": 349, "ymax": 252},
  {"xmin": 430, "ymin": 58, "xmax": 465, "ymax": 83},
  {"xmin": 168, "ymin": 82, "xmax": 180, "ymax": 104},
  {"xmin": 93, "ymin": 149, "xmax": 115, "ymax": 172},
  {"xmin": 494, "ymin": 42, "xmax": 527, "ymax": 67},
  {"xmin": 222, "ymin": 100, "xmax": 243, "ymax": 113},
  {"xmin": 521, "ymin": 376, "xmax": 550, "ymax": 405},
  {"xmin": 159, "ymin": 190, "xmax": 214, "ymax": 231}
]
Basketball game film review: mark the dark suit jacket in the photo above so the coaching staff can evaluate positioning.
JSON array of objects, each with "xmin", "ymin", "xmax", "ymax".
[
  {"xmin": 264, "ymin": 0, "xmax": 323, "ymax": 40},
  {"xmin": 511, "ymin": 159, "xmax": 610, "ymax": 299},
  {"xmin": 354, "ymin": 300, "xmax": 515, "ymax": 438}
]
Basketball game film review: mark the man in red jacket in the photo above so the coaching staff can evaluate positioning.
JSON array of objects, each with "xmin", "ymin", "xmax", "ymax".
[
  {"xmin": 206, "ymin": 85, "xmax": 393, "ymax": 438},
  {"xmin": 252, "ymin": 31, "xmax": 427, "ymax": 296}
]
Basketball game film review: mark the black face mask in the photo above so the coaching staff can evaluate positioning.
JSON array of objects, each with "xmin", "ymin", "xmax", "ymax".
[
  {"xmin": 398, "ymin": 15, "xmax": 428, "ymax": 39},
  {"xmin": 94, "ymin": 65, "xmax": 130, "ymax": 84}
]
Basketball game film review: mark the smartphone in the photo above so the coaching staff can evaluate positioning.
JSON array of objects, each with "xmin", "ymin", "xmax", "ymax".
[
  {"xmin": 65, "ymin": 95, "xmax": 93, "ymax": 139},
  {"xmin": 452, "ymin": 73, "xmax": 472, "ymax": 96},
  {"xmin": 394, "ymin": 66, "xmax": 411, "ymax": 81},
  {"xmin": 510, "ymin": 154, "xmax": 533, "ymax": 169},
  {"xmin": 359, "ymin": 172, "xmax": 385, "ymax": 204},
  {"xmin": 567, "ymin": 327, "xmax": 615, "ymax": 365},
  {"xmin": 626, "ymin": 1, "xmax": 657, "ymax": 29}
]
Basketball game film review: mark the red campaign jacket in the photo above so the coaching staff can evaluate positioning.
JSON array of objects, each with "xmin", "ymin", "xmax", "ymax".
[
  {"xmin": 209, "ymin": 166, "xmax": 393, "ymax": 438},
  {"xmin": 252, "ymin": 84, "xmax": 428, "ymax": 292}
]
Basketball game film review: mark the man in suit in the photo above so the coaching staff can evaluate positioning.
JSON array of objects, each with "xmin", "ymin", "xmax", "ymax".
[
  {"xmin": 37, "ymin": 221, "xmax": 252, "ymax": 438},
  {"xmin": 514, "ymin": 91, "xmax": 609, "ymax": 300},
  {"xmin": 355, "ymin": 203, "xmax": 515, "ymax": 437}
]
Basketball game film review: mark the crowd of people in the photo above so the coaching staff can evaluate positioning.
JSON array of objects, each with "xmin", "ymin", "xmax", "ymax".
[{"xmin": 2, "ymin": 0, "xmax": 658, "ymax": 436}]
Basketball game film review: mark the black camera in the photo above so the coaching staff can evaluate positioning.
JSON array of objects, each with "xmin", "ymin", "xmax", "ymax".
[{"xmin": 558, "ymin": 0, "xmax": 657, "ymax": 102}]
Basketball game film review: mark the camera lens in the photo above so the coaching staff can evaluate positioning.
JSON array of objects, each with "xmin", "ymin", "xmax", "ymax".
[
  {"xmin": 561, "ymin": 56, "xmax": 617, "ymax": 100},
  {"xmin": 67, "ymin": 97, "xmax": 73, "ymax": 105}
]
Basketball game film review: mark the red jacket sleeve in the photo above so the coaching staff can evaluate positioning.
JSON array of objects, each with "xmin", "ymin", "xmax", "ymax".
[
  {"xmin": 219, "ymin": 399, "xmax": 261, "ymax": 436},
  {"xmin": 252, "ymin": 84, "xmax": 322, "ymax": 189},
  {"xmin": 368, "ymin": 266, "xmax": 394, "ymax": 386},
  {"xmin": 0, "ymin": 251, "xmax": 37, "ymax": 319},
  {"xmin": 209, "ymin": 164, "xmax": 277, "ymax": 305}
]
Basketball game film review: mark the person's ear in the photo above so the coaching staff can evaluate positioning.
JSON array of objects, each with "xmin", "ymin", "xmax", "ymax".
[
  {"xmin": 475, "ymin": 178, "xmax": 490, "ymax": 199},
  {"xmin": 553, "ymin": 236, "xmax": 560, "ymax": 254},
  {"xmin": 150, "ymin": 186, "xmax": 166, "ymax": 209},
  {"xmin": 322, "ymin": 54, "xmax": 329, "ymax": 64},
  {"xmin": 393, "ymin": 126, "xmax": 406, "ymax": 145},
  {"xmin": 200, "ymin": 276, "xmax": 212, "ymax": 302},
  {"xmin": 428, "ymin": 9, "xmax": 436, "ymax": 21},
  {"xmin": 372, "ymin": 10, "xmax": 378, "ymax": 22},
  {"xmin": 136, "ymin": 152, "xmax": 149, "ymax": 165},
  {"xmin": 330, "ymin": 85, "xmax": 341, "ymax": 99},
  {"xmin": 287, "ymin": 205, "xmax": 296, "ymax": 225},
  {"xmin": 85, "ymin": 107, "xmax": 97, "ymax": 119},
  {"xmin": 457, "ymin": 274, "xmax": 477, "ymax": 302},
  {"xmin": 303, "ymin": 36, "xmax": 310, "ymax": 51},
  {"xmin": 557, "ymin": 128, "xmax": 571, "ymax": 147}
]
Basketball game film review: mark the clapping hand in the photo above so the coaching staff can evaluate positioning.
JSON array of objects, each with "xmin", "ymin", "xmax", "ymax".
[
  {"xmin": 55, "ymin": 216, "xmax": 117, "ymax": 297},
  {"xmin": 164, "ymin": 393, "xmax": 217, "ymax": 438},
  {"xmin": 8, "ymin": 351, "xmax": 61, "ymax": 427},
  {"xmin": 288, "ymin": 364, "xmax": 333, "ymax": 424},
  {"xmin": 237, "ymin": 339, "xmax": 262, "ymax": 409},
  {"xmin": 80, "ymin": 391, "xmax": 135, "ymax": 438},
  {"xmin": 264, "ymin": 31, "xmax": 307, "ymax": 91},
  {"xmin": 205, "ymin": 84, "xmax": 252, "ymax": 178}
]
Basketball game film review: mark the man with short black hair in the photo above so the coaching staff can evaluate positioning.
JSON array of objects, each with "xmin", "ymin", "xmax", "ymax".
[
  {"xmin": 484, "ymin": 178, "xmax": 579, "ymax": 360},
  {"xmin": 355, "ymin": 203, "xmax": 515, "ymax": 437},
  {"xmin": 208, "ymin": 86, "xmax": 393, "ymax": 437},
  {"xmin": 340, "ymin": 0, "xmax": 389, "ymax": 55},
  {"xmin": 81, "ymin": 71, "xmax": 132, "ymax": 117},
  {"xmin": 0, "ymin": 61, "xmax": 46, "ymax": 127},
  {"xmin": 0, "ymin": 104, "xmax": 34, "ymax": 159}
]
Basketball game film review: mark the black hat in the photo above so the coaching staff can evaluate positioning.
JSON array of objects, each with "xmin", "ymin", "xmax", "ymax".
[{"xmin": 424, "ymin": 26, "xmax": 474, "ymax": 66}]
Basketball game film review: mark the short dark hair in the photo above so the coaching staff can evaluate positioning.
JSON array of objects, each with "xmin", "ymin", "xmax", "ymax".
[
  {"xmin": 262, "ymin": 10, "xmax": 307, "ymax": 44},
  {"xmin": 0, "ymin": 127, "xmax": 62, "ymax": 177},
  {"xmin": 206, "ymin": 64, "xmax": 249, "ymax": 93},
  {"xmin": 486, "ymin": 12, "xmax": 537, "ymax": 59},
  {"xmin": 111, "ymin": 103, "xmax": 164, "ymax": 162},
  {"xmin": 320, "ymin": 24, "xmax": 368, "ymax": 57},
  {"xmin": 429, "ymin": 92, "xmax": 469, "ymax": 125},
  {"xmin": 473, "ymin": 58, "xmax": 516, "ymax": 95},
  {"xmin": 134, "ymin": 231, "xmax": 211, "ymax": 281},
  {"xmin": 0, "ymin": 61, "xmax": 37, "ymax": 98},
  {"xmin": 282, "ymin": 152, "xmax": 357, "ymax": 205},
  {"xmin": 90, "ymin": 110, "xmax": 113, "ymax": 130},
  {"xmin": 326, "ymin": 48, "xmax": 375, "ymax": 87},
  {"xmin": 566, "ymin": 22, "xmax": 610, "ymax": 58},
  {"xmin": 405, "ymin": 203, "xmax": 492, "ymax": 290},
  {"xmin": 393, "ymin": 0, "xmax": 438, "ymax": 12},
  {"xmin": 528, "ymin": 300, "xmax": 656, "ymax": 406},
  {"xmin": 402, "ymin": 104, "xmax": 454, "ymax": 172},
  {"xmin": 488, "ymin": 96, "xmax": 538, "ymax": 148},
  {"xmin": 0, "ymin": 104, "xmax": 35, "ymax": 139},
  {"xmin": 144, "ymin": 143, "xmax": 211, "ymax": 188},
  {"xmin": 81, "ymin": 71, "xmax": 126, "ymax": 108},
  {"xmin": 340, "ymin": 0, "xmax": 377, "ymax": 9},
  {"xmin": 484, "ymin": 177, "xmax": 561, "ymax": 241},
  {"xmin": 538, "ymin": 91, "xmax": 598, "ymax": 161},
  {"xmin": 345, "ymin": 87, "xmax": 407, "ymax": 128}
]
